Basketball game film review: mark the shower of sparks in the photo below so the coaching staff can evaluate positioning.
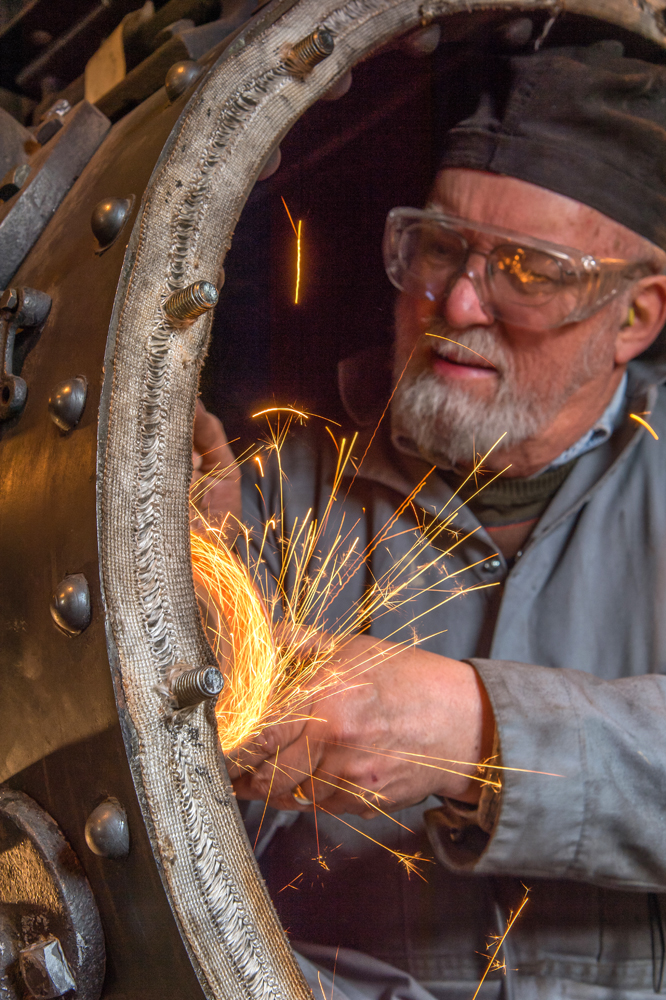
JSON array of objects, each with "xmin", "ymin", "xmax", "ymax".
[
  {"xmin": 189, "ymin": 409, "xmax": 552, "ymax": 877},
  {"xmin": 190, "ymin": 408, "xmax": 508, "ymax": 757},
  {"xmin": 281, "ymin": 197, "xmax": 302, "ymax": 304},
  {"xmin": 471, "ymin": 887, "xmax": 530, "ymax": 1000},
  {"xmin": 629, "ymin": 413, "xmax": 659, "ymax": 440}
]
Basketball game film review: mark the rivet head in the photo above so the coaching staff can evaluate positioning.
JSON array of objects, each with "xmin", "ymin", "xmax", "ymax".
[
  {"xmin": 20, "ymin": 937, "xmax": 76, "ymax": 999},
  {"xmin": 165, "ymin": 59, "xmax": 202, "ymax": 101},
  {"xmin": 85, "ymin": 798, "xmax": 130, "ymax": 859},
  {"xmin": 91, "ymin": 196, "xmax": 133, "ymax": 251},
  {"xmin": 481, "ymin": 558, "xmax": 502, "ymax": 574},
  {"xmin": 50, "ymin": 573, "xmax": 91, "ymax": 636},
  {"xmin": 0, "ymin": 163, "xmax": 31, "ymax": 202},
  {"xmin": 171, "ymin": 665, "xmax": 224, "ymax": 708},
  {"xmin": 284, "ymin": 27, "xmax": 334, "ymax": 78},
  {"xmin": 163, "ymin": 280, "xmax": 218, "ymax": 323},
  {"xmin": 48, "ymin": 376, "xmax": 87, "ymax": 432}
]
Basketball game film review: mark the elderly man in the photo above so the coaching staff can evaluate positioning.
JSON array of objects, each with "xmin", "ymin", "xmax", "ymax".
[{"xmin": 196, "ymin": 40, "xmax": 666, "ymax": 1000}]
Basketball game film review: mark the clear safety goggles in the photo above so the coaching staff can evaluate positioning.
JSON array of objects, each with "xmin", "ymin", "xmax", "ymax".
[{"xmin": 383, "ymin": 207, "xmax": 653, "ymax": 330}]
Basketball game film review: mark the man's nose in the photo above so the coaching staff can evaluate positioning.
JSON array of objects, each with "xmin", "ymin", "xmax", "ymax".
[{"xmin": 440, "ymin": 272, "xmax": 493, "ymax": 328}]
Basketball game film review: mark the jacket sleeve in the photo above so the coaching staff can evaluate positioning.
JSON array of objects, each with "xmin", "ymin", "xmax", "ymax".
[{"xmin": 425, "ymin": 658, "xmax": 666, "ymax": 892}]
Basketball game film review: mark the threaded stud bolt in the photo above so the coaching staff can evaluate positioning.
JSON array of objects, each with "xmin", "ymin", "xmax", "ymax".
[
  {"xmin": 284, "ymin": 27, "xmax": 334, "ymax": 78},
  {"xmin": 163, "ymin": 281, "xmax": 218, "ymax": 323},
  {"xmin": 171, "ymin": 665, "xmax": 223, "ymax": 708}
]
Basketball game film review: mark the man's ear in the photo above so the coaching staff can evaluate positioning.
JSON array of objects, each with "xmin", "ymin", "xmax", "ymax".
[{"xmin": 615, "ymin": 275, "xmax": 666, "ymax": 364}]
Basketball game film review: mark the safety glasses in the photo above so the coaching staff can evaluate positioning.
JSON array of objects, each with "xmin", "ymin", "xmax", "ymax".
[{"xmin": 383, "ymin": 207, "xmax": 653, "ymax": 330}]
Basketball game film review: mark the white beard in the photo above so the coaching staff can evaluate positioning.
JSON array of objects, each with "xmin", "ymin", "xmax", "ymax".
[{"xmin": 391, "ymin": 320, "xmax": 611, "ymax": 469}]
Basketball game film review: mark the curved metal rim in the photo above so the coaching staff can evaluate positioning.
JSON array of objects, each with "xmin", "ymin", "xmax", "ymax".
[
  {"xmin": 96, "ymin": 1, "xmax": 666, "ymax": 998},
  {"xmin": 0, "ymin": 788, "xmax": 105, "ymax": 1000}
]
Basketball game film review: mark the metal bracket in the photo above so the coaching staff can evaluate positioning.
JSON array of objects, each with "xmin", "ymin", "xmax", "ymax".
[{"xmin": 0, "ymin": 286, "xmax": 51, "ymax": 422}]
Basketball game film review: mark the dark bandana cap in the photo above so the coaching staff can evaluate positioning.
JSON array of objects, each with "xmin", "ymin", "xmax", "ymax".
[{"xmin": 439, "ymin": 40, "xmax": 666, "ymax": 251}]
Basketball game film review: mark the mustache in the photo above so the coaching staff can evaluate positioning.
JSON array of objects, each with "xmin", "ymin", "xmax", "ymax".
[{"xmin": 422, "ymin": 324, "xmax": 509, "ymax": 374}]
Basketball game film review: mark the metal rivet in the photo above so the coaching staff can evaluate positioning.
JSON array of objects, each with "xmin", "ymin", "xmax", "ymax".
[
  {"xmin": 481, "ymin": 558, "xmax": 502, "ymax": 573},
  {"xmin": 20, "ymin": 937, "xmax": 76, "ymax": 999},
  {"xmin": 91, "ymin": 196, "xmax": 133, "ymax": 251},
  {"xmin": 50, "ymin": 573, "xmax": 91, "ymax": 636},
  {"xmin": 163, "ymin": 280, "xmax": 218, "ymax": 323},
  {"xmin": 0, "ymin": 163, "xmax": 31, "ymax": 202},
  {"xmin": 85, "ymin": 798, "xmax": 130, "ymax": 859},
  {"xmin": 284, "ymin": 27, "xmax": 334, "ymax": 78},
  {"xmin": 48, "ymin": 376, "xmax": 87, "ymax": 432},
  {"xmin": 171, "ymin": 665, "xmax": 223, "ymax": 708},
  {"xmin": 165, "ymin": 59, "xmax": 202, "ymax": 101}
]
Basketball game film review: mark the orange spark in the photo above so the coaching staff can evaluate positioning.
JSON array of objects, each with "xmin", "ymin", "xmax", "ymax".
[
  {"xmin": 295, "ymin": 219, "xmax": 302, "ymax": 305},
  {"xmin": 281, "ymin": 197, "xmax": 302, "ymax": 304},
  {"xmin": 253, "ymin": 746, "xmax": 279, "ymax": 851},
  {"xmin": 472, "ymin": 888, "xmax": 530, "ymax": 1000},
  {"xmin": 630, "ymin": 413, "xmax": 659, "ymax": 440},
  {"xmin": 317, "ymin": 804, "xmax": 433, "ymax": 881},
  {"xmin": 306, "ymin": 735, "xmax": 324, "ymax": 867},
  {"xmin": 425, "ymin": 333, "xmax": 496, "ymax": 369},
  {"xmin": 278, "ymin": 872, "xmax": 304, "ymax": 892}
]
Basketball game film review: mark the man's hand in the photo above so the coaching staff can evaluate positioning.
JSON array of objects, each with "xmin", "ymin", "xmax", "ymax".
[
  {"xmin": 228, "ymin": 635, "xmax": 494, "ymax": 816},
  {"xmin": 191, "ymin": 400, "xmax": 241, "ymax": 533}
]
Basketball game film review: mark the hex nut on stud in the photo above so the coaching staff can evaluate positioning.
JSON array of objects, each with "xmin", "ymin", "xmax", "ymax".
[
  {"xmin": 0, "ymin": 287, "xmax": 18, "ymax": 312},
  {"xmin": 91, "ymin": 196, "xmax": 134, "ymax": 251},
  {"xmin": 165, "ymin": 59, "xmax": 202, "ymax": 101},
  {"xmin": 85, "ymin": 798, "xmax": 130, "ymax": 859},
  {"xmin": 19, "ymin": 937, "xmax": 76, "ymax": 999},
  {"xmin": 0, "ymin": 163, "xmax": 31, "ymax": 202},
  {"xmin": 48, "ymin": 377, "xmax": 87, "ymax": 432},
  {"xmin": 171, "ymin": 665, "xmax": 223, "ymax": 708},
  {"xmin": 163, "ymin": 280, "xmax": 218, "ymax": 323},
  {"xmin": 50, "ymin": 573, "xmax": 91, "ymax": 636},
  {"xmin": 284, "ymin": 27, "xmax": 334, "ymax": 78}
]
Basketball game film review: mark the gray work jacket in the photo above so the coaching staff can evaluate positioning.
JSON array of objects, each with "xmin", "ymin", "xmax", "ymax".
[{"xmin": 240, "ymin": 359, "xmax": 666, "ymax": 995}]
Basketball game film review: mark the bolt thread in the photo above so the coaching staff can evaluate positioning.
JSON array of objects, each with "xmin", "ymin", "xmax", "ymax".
[
  {"xmin": 172, "ymin": 666, "xmax": 223, "ymax": 708},
  {"xmin": 284, "ymin": 28, "xmax": 334, "ymax": 76},
  {"xmin": 164, "ymin": 280, "xmax": 219, "ymax": 322}
]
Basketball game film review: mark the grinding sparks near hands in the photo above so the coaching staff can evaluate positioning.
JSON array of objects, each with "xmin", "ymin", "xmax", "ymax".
[
  {"xmin": 190, "ymin": 407, "xmax": 506, "ymax": 755},
  {"xmin": 189, "ymin": 410, "xmax": 559, "ymax": 877}
]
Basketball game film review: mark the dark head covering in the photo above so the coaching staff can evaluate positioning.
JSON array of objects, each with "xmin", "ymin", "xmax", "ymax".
[{"xmin": 440, "ymin": 41, "xmax": 666, "ymax": 250}]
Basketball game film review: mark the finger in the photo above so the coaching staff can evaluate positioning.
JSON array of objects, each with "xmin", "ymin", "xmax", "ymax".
[
  {"xmin": 320, "ymin": 70, "xmax": 352, "ymax": 101},
  {"xmin": 225, "ymin": 735, "xmax": 273, "ymax": 780},
  {"xmin": 226, "ymin": 713, "xmax": 308, "ymax": 782},
  {"xmin": 257, "ymin": 145, "xmax": 281, "ymax": 181},
  {"xmin": 193, "ymin": 401, "xmax": 237, "ymax": 474},
  {"xmin": 268, "ymin": 766, "xmax": 341, "ymax": 811}
]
